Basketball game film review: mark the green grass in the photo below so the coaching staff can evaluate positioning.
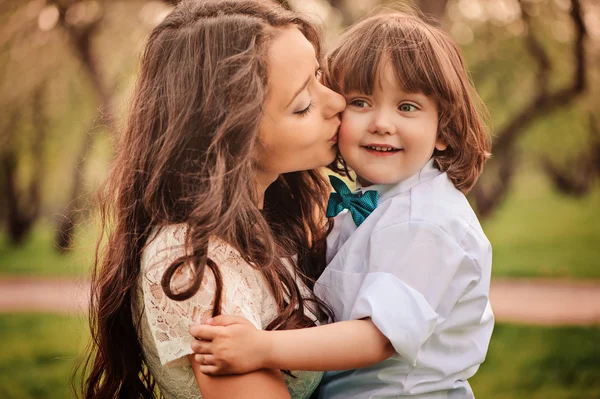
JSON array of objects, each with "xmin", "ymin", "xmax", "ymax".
[
  {"xmin": 1, "ymin": 167, "xmax": 599, "ymax": 279},
  {"xmin": 470, "ymin": 323, "xmax": 600, "ymax": 399},
  {"xmin": 0, "ymin": 223, "xmax": 95, "ymax": 277},
  {"xmin": 0, "ymin": 314, "xmax": 89, "ymax": 399},
  {"xmin": 481, "ymin": 168, "xmax": 600, "ymax": 279},
  {"xmin": 0, "ymin": 314, "xmax": 598, "ymax": 399}
]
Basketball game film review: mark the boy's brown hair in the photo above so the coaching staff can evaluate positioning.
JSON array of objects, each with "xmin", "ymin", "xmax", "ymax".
[{"xmin": 324, "ymin": 11, "xmax": 491, "ymax": 193}]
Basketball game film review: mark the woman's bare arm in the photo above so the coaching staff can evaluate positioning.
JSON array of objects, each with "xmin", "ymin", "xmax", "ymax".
[{"xmin": 187, "ymin": 354, "xmax": 291, "ymax": 399}]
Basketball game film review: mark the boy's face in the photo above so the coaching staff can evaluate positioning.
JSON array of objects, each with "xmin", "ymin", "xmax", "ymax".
[{"xmin": 337, "ymin": 61, "xmax": 446, "ymax": 186}]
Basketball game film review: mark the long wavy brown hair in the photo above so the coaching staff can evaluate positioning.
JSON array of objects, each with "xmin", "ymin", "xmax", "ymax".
[
  {"xmin": 324, "ymin": 11, "xmax": 491, "ymax": 193},
  {"xmin": 77, "ymin": 1, "xmax": 333, "ymax": 398}
]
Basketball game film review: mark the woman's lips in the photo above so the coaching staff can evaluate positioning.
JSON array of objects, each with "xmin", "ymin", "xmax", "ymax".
[{"xmin": 329, "ymin": 127, "xmax": 340, "ymax": 143}]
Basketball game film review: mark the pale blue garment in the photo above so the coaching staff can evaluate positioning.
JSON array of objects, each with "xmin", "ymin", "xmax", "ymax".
[{"xmin": 314, "ymin": 159, "xmax": 494, "ymax": 399}]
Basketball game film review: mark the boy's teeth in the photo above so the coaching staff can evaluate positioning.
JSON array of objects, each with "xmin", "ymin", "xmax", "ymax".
[{"xmin": 367, "ymin": 146, "xmax": 396, "ymax": 152}]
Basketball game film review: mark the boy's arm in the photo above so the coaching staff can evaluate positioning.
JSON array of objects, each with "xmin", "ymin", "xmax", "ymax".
[
  {"xmin": 190, "ymin": 315, "xmax": 394, "ymax": 375},
  {"xmin": 265, "ymin": 318, "xmax": 394, "ymax": 371}
]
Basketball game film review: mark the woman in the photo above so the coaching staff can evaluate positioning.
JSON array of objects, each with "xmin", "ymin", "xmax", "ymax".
[{"xmin": 79, "ymin": 0, "xmax": 345, "ymax": 398}]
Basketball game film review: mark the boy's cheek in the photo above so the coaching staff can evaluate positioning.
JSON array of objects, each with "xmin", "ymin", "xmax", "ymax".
[
  {"xmin": 337, "ymin": 122, "xmax": 351, "ymax": 144},
  {"xmin": 338, "ymin": 113, "xmax": 364, "ymax": 140},
  {"xmin": 336, "ymin": 126, "xmax": 358, "ymax": 157}
]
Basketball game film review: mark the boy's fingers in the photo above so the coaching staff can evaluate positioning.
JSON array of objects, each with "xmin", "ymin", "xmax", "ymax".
[
  {"xmin": 190, "ymin": 339, "xmax": 213, "ymax": 354},
  {"xmin": 189, "ymin": 324, "xmax": 219, "ymax": 340},
  {"xmin": 197, "ymin": 354, "xmax": 217, "ymax": 365},
  {"xmin": 200, "ymin": 365, "xmax": 221, "ymax": 375},
  {"xmin": 194, "ymin": 353, "xmax": 216, "ymax": 365},
  {"xmin": 210, "ymin": 314, "xmax": 250, "ymax": 326}
]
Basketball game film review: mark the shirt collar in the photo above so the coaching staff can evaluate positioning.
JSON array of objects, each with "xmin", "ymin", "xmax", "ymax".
[{"xmin": 355, "ymin": 158, "xmax": 442, "ymax": 203}]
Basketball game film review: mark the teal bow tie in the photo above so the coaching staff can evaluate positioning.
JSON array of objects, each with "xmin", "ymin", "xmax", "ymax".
[{"xmin": 326, "ymin": 175, "xmax": 378, "ymax": 227}]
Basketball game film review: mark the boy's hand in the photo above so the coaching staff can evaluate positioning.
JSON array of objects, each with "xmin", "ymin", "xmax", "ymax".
[{"xmin": 189, "ymin": 315, "xmax": 269, "ymax": 375}]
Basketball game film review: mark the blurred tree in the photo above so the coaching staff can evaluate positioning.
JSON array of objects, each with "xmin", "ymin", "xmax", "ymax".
[
  {"xmin": 49, "ymin": 0, "xmax": 116, "ymax": 252},
  {"xmin": 470, "ymin": 0, "xmax": 590, "ymax": 216},
  {"xmin": 543, "ymin": 113, "xmax": 600, "ymax": 196},
  {"xmin": 0, "ymin": 0, "xmax": 169, "ymax": 250},
  {"xmin": 0, "ymin": 0, "xmax": 59, "ymax": 245},
  {"xmin": 0, "ymin": 87, "xmax": 46, "ymax": 245},
  {"xmin": 0, "ymin": 0, "xmax": 597, "ymax": 254}
]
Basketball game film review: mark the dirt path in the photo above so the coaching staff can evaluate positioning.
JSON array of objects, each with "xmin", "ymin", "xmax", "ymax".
[
  {"xmin": 489, "ymin": 278, "xmax": 600, "ymax": 325},
  {"xmin": 1, "ymin": 277, "xmax": 599, "ymax": 325},
  {"xmin": 0, "ymin": 277, "xmax": 90, "ymax": 315}
]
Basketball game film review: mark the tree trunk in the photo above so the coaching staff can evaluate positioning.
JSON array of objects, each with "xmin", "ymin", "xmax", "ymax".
[
  {"xmin": 53, "ymin": 1, "xmax": 114, "ymax": 252},
  {"xmin": 54, "ymin": 123, "xmax": 95, "ymax": 252},
  {"xmin": 469, "ymin": 0, "xmax": 587, "ymax": 216},
  {"xmin": 1, "ymin": 88, "xmax": 45, "ymax": 245}
]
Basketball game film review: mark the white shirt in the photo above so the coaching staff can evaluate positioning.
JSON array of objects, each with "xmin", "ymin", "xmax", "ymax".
[{"xmin": 314, "ymin": 159, "xmax": 494, "ymax": 399}]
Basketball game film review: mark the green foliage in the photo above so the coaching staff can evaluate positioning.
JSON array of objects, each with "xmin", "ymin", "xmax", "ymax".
[
  {"xmin": 0, "ymin": 314, "xmax": 88, "ymax": 399},
  {"xmin": 1, "ymin": 164, "xmax": 599, "ymax": 279},
  {"xmin": 0, "ymin": 314, "xmax": 598, "ymax": 399},
  {"xmin": 519, "ymin": 100, "xmax": 593, "ymax": 164},
  {"xmin": 482, "ymin": 165, "xmax": 600, "ymax": 279},
  {"xmin": 471, "ymin": 323, "xmax": 600, "ymax": 398},
  {"xmin": 0, "ymin": 0, "xmax": 598, "ymax": 282},
  {"xmin": 0, "ymin": 223, "xmax": 95, "ymax": 277}
]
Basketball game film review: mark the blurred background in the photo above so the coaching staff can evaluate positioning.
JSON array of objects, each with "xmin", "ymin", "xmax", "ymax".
[{"xmin": 0, "ymin": 0, "xmax": 599, "ymax": 397}]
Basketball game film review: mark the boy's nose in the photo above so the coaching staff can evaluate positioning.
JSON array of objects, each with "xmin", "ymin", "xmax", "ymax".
[{"xmin": 369, "ymin": 111, "xmax": 396, "ymax": 135}]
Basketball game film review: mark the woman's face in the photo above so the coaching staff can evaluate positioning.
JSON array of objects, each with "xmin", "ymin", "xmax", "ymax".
[{"xmin": 256, "ymin": 26, "xmax": 345, "ymax": 184}]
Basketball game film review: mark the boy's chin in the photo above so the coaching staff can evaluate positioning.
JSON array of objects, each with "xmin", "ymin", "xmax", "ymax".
[{"xmin": 358, "ymin": 172, "xmax": 405, "ymax": 187}]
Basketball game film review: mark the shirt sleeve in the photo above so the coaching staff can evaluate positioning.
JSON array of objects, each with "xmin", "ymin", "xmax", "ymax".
[
  {"xmin": 322, "ymin": 221, "xmax": 480, "ymax": 366},
  {"xmin": 140, "ymin": 227, "xmax": 263, "ymax": 367}
]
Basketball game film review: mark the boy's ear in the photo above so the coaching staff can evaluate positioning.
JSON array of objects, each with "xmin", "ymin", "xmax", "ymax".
[{"xmin": 435, "ymin": 135, "xmax": 448, "ymax": 151}]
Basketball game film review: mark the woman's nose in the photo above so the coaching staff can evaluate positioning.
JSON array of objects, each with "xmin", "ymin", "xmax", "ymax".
[{"xmin": 322, "ymin": 86, "xmax": 346, "ymax": 118}]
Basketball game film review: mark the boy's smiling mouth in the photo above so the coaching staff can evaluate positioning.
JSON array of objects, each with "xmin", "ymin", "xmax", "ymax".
[{"xmin": 362, "ymin": 144, "xmax": 402, "ymax": 155}]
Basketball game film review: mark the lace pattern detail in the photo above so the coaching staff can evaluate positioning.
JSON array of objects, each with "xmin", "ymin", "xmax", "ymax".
[{"xmin": 134, "ymin": 224, "xmax": 323, "ymax": 399}]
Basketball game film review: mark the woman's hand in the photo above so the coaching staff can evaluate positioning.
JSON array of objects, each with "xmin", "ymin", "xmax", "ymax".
[{"xmin": 190, "ymin": 315, "xmax": 270, "ymax": 375}]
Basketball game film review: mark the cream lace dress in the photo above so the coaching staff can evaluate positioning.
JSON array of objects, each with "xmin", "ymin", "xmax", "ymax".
[{"xmin": 133, "ymin": 224, "xmax": 323, "ymax": 399}]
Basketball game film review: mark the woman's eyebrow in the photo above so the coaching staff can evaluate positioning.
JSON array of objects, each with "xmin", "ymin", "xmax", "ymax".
[
  {"xmin": 285, "ymin": 64, "xmax": 320, "ymax": 108},
  {"xmin": 286, "ymin": 75, "xmax": 311, "ymax": 108}
]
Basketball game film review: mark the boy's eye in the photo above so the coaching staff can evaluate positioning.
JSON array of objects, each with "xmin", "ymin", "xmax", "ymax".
[
  {"xmin": 350, "ymin": 99, "xmax": 368, "ymax": 108},
  {"xmin": 399, "ymin": 103, "xmax": 417, "ymax": 112}
]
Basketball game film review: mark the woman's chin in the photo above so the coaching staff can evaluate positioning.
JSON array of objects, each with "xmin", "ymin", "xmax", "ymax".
[
  {"xmin": 324, "ymin": 146, "xmax": 338, "ymax": 165},
  {"xmin": 291, "ymin": 148, "xmax": 338, "ymax": 172}
]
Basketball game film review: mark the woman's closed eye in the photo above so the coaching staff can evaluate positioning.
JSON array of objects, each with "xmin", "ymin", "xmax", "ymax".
[
  {"xmin": 292, "ymin": 67, "xmax": 322, "ymax": 117},
  {"xmin": 295, "ymin": 101, "xmax": 313, "ymax": 116}
]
